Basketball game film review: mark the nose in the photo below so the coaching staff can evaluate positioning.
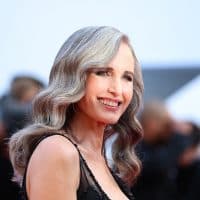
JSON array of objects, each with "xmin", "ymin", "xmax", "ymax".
[{"xmin": 107, "ymin": 77, "xmax": 122, "ymax": 96}]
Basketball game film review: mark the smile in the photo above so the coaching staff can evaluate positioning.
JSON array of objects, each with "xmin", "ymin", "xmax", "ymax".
[{"xmin": 98, "ymin": 98, "xmax": 122, "ymax": 107}]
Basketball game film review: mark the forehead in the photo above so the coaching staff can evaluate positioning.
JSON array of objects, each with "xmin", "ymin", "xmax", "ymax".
[{"xmin": 108, "ymin": 42, "xmax": 135, "ymax": 72}]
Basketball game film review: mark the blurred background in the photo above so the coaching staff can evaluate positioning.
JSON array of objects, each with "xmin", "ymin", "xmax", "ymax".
[
  {"xmin": 0, "ymin": 0, "xmax": 200, "ymax": 199},
  {"xmin": 1, "ymin": 0, "xmax": 200, "ymax": 124}
]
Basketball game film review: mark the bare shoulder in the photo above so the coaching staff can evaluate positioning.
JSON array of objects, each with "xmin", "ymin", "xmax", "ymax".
[
  {"xmin": 26, "ymin": 134, "xmax": 80, "ymax": 199},
  {"xmin": 34, "ymin": 134, "xmax": 79, "ymax": 159},
  {"xmin": 29, "ymin": 134, "xmax": 80, "ymax": 168}
]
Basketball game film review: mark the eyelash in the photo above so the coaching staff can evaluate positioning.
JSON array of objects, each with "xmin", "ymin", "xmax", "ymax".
[
  {"xmin": 124, "ymin": 75, "xmax": 133, "ymax": 82},
  {"xmin": 95, "ymin": 70, "xmax": 110, "ymax": 76},
  {"xmin": 94, "ymin": 69, "xmax": 133, "ymax": 82}
]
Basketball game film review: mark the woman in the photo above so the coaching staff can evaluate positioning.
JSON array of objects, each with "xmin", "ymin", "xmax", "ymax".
[{"xmin": 9, "ymin": 26, "xmax": 143, "ymax": 200}]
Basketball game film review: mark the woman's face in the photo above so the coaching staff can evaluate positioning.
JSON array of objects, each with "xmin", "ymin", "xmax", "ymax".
[{"xmin": 77, "ymin": 41, "xmax": 135, "ymax": 125}]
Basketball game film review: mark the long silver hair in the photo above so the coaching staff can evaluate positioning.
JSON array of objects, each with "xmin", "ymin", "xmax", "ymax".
[{"xmin": 9, "ymin": 26, "xmax": 144, "ymax": 185}]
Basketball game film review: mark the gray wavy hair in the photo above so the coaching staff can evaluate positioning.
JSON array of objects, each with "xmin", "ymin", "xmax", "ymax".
[{"xmin": 9, "ymin": 26, "xmax": 144, "ymax": 185}]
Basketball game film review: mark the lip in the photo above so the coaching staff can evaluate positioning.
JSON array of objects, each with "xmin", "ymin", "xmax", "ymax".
[
  {"xmin": 97, "ymin": 97, "xmax": 122, "ymax": 104},
  {"xmin": 97, "ymin": 97, "xmax": 122, "ymax": 111}
]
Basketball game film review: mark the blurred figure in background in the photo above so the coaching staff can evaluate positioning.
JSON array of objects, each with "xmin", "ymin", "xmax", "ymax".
[
  {"xmin": 176, "ymin": 121, "xmax": 200, "ymax": 200},
  {"xmin": 132, "ymin": 100, "xmax": 200, "ymax": 200},
  {"xmin": 0, "ymin": 76, "xmax": 45, "ymax": 137},
  {"xmin": 0, "ymin": 109, "xmax": 6, "ymax": 151},
  {"xmin": 0, "ymin": 75, "xmax": 44, "ymax": 200}
]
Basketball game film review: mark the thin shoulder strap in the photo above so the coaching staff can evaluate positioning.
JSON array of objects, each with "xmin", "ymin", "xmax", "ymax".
[
  {"xmin": 32, "ymin": 132, "xmax": 79, "ymax": 152},
  {"xmin": 49, "ymin": 134, "xmax": 110, "ymax": 198},
  {"xmin": 49, "ymin": 133, "xmax": 82, "ymax": 156}
]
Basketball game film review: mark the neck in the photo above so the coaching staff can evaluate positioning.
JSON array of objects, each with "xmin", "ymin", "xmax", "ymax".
[{"xmin": 69, "ymin": 111, "xmax": 107, "ymax": 156}]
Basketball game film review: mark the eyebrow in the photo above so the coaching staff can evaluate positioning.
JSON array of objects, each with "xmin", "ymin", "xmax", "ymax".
[
  {"xmin": 89, "ymin": 66, "xmax": 134, "ymax": 77},
  {"xmin": 124, "ymin": 71, "xmax": 134, "ymax": 78}
]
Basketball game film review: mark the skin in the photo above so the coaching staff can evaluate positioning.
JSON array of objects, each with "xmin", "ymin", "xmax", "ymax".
[{"xmin": 26, "ymin": 41, "xmax": 135, "ymax": 200}]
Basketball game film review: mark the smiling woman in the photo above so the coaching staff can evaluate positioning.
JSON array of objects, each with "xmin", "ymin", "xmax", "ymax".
[
  {"xmin": 78, "ymin": 42, "xmax": 134, "ymax": 125},
  {"xmin": 9, "ymin": 26, "xmax": 144, "ymax": 200}
]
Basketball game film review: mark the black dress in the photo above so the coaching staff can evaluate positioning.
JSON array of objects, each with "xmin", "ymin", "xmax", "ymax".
[{"xmin": 21, "ymin": 133, "xmax": 134, "ymax": 200}]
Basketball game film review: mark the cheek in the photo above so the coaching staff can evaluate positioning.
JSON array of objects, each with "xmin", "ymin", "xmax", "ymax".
[
  {"xmin": 77, "ymin": 86, "xmax": 97, "ymax": 110},
  {"xmin": 77, "ymin": 96, "xmax": 94, "ymax": 118},
  {"xmin": 124, "ymin": 87, "xmax": 133, "ymax": 104},
  {"xmin": 85, "ymin": 75, "xmax": 103, "ymax": 94}
]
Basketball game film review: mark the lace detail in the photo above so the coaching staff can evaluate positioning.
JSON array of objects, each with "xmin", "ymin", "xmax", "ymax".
[{"xmin": 78, "ymin": 153, "xmax": 111, "ymax": 200}]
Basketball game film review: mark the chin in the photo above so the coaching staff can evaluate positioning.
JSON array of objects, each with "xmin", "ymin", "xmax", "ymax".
[{"xmin": 100, "ymin": 117, "xmax": 120, "ymax": 125}]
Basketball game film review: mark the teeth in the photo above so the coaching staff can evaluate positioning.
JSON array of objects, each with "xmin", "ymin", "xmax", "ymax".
[{"xmin": 99, "ymin": 99, "xmax": 119, "ymax": 107}]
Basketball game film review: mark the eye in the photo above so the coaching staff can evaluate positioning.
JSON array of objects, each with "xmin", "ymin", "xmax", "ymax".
[
  {"xmin": 124, "ymin": 75, "xmax": 133, "ymax": 82},
  {"xmin": 95, "ymin": 70, "xmax": 111, "ymax": 76}
]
